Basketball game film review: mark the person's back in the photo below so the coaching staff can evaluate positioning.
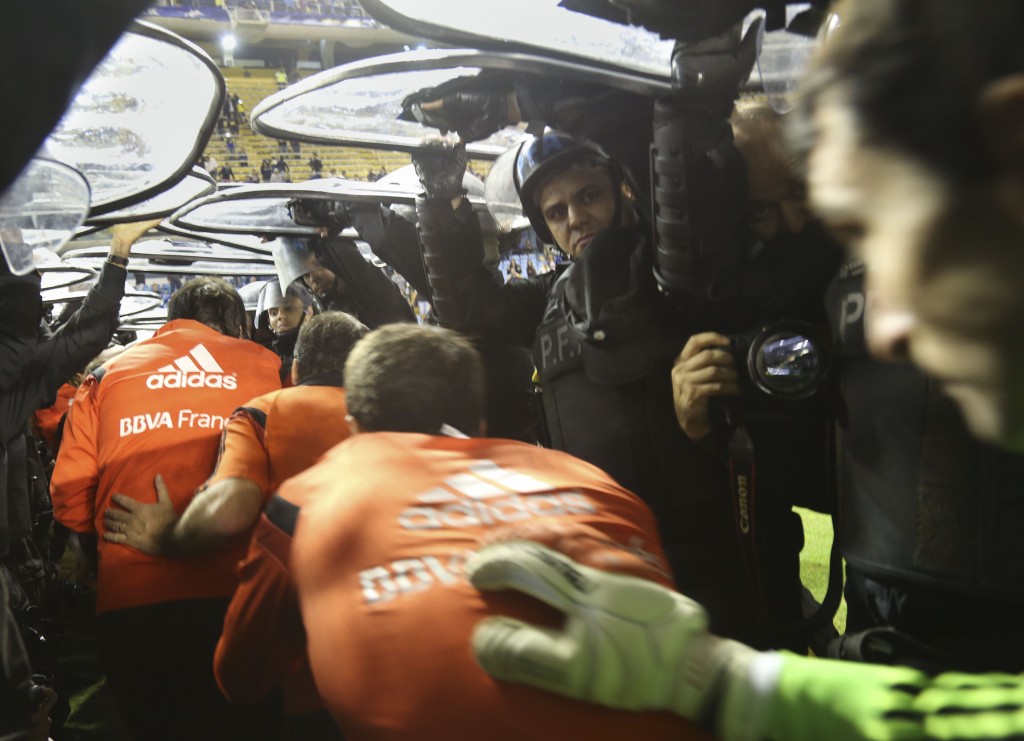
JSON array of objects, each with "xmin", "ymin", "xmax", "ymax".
[
  {"xmin": 196, "ymin": 312, "xmax": 367, "ymax": 740},
  {"xmin": 230, "ymin": 383, "xmax": 347, "ymax": 492},
  {"xmin": 289, "ymin": 324, "xmax": 705, "ymax": 740},
  {"xmin": 290, "ymin": 431, "xmax": 701, "ymax": 740},
  {"xmin": 53, "ymin": 317, "xmax": 281, "ymax": 611},
  {"xmin": 50, "ymin": 278, "xmax": 284, "ymax": 740},
  {"xmin": 97, "ymin": 315, "xmax": 368, "ymax": 741},
  {"xmin": 212, "ymin": 383, "xmax": 351, "ymax": 733}
]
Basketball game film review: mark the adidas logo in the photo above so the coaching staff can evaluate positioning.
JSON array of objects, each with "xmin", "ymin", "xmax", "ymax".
[
  {"xmin": 146, "ymin": 344, "xmax": 238, "ymax": 390},
  {"xmin": 397, "ymin": 460, "xmax": 597, "ymax": 531}
]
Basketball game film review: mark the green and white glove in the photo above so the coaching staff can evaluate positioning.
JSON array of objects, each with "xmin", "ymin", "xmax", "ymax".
[
  {"xmin": 760, "ymin": 654, "xmax": 927, "ymax": 741},
  {"xmin": 466, "ymin": 540, "xmax": 766, "ymax": 733},
  {"xmin": 915, "ymin": 671, "xmax": 1024, "ymax": 741},
  {"xmin": 468, "ymin": 541, "xmax": 935, "ymax": 741}
]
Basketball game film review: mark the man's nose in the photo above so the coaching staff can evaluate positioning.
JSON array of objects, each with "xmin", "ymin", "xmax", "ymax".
[
  {"xmin": 865, "ymin": 292, "xmax": 915, "ymax": 361},
  {"xmin": 567, "ymin": 202, "xmax": 585, "ymax": 229}
]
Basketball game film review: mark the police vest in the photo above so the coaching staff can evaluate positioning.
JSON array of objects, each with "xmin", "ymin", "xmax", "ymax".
[
  {"xmin": 830, "ymin": 261, "xmax": 1024, "ymax": 601},
  {"xmin": 531, "ymin": 231, "xmax": 693, "ymax": 538},
  {"xmin": 531, "ymin": 232, "xmax": 810, "ymax": 649}
]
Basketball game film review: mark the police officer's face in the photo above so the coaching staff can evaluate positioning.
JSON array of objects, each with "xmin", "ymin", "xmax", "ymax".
[
  {"xmin": 809, "ymin": 91, "xmax": 1024, "ymax": 449},
  {"xmin": 538, "ymin": 165, "xmax": 632, "ymax": 258},
  {"xmin": 268, "ymin": 296, "xmax": 307, "ymax": 334},
  {"xmin": 303, "ymin": 265, "xmax": 339, "ymax": 299}
]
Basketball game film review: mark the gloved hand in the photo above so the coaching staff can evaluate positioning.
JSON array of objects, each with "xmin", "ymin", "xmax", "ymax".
[
  {"xmin": 468, "ymin": 542, "xmax": 934, "ymax": 741},
  {"xmin": 672, "ymin": 17, "xmax": 762, "ymax": 98},
  {"xmin": 286, "ymin": 198, "xmax": 351, "ymax": 236},
  {"xmin": 413, "ymin": 140, "xmax": 467, "ymax": 201},
  {"xmin": 759, "ymin": 653, "xmax": 927, "ymax": 741},
  {"xmin": 466, "ymin": 540, "xmax": 763, "ymax": 730},
  {"xmin": 401, "ymin": 72, "xmax": 515, "ymax": 141},
  {"xmin": 915, "ymin": 672, "xmax": 1022, "ymax": 741}
]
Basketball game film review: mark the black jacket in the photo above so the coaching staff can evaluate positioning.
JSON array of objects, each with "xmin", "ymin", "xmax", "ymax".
[
  {"xmin": 311, "ymin": 237, "xmax": 415, "ymax": 328},
  {"xmin": 0, "ymin": 262, "xmax": 125, "ymax": 444}
]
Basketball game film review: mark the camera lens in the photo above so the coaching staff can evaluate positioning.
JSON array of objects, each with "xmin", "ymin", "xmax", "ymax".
[{"xmin": 747, "ymin": 324, "xmax": 826, "ymax": 399}]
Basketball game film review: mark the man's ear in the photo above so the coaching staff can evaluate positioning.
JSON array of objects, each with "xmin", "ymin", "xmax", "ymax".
[
  {"xmin": 978, "ymin": 74, "xmax": 1024, "ymax": 177},
  {"xmin": 346, "ymin": 414, "xmax": 362, "ymax": 436}
]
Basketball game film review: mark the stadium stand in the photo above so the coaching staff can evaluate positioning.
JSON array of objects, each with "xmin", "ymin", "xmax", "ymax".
[{"xmin": 200, "ymin": 68, "xmax": 412, "ymax": 183}]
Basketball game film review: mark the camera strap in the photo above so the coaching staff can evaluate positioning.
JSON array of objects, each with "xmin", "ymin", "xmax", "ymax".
[
  {"xmin": 727, "ymin": 425, "xmax": 761, "ymax": 608},
  {"xmin": 728, "ymin": 420, "xmax": 844, "ymax": 649}
]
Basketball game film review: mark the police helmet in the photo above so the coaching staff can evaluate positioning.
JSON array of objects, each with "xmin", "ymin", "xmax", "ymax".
[
  {"xmin": 255, "ymin": 278, "xmax": 315, "ymax": 329},
  {"xmin": 513, "ymin": 131, "xmax": 619, "ymax": 247},
  {"xmin": 237, "ymin": 280, "xmax": 266, "ymax": 313}
]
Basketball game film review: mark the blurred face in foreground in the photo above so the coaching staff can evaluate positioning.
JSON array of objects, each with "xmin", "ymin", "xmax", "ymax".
[{"xmin": 808, "ymin": 87, "xmax": 1024, "ymax": 449}]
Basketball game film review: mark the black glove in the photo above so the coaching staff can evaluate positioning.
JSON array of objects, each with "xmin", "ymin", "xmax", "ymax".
[
  {"xmin": 671, "ymin": 17, "xmax": 762, "ymax": 98},
  {"xmin": 401, "ymin": 72, "xmax": 514, "ymax": 141},
  {"xmin": 287, "ymin": 198, "xmax": 351, "ymax": 236},
  {"xmin": 413, "ymin": 140, "xmax": 467, "ymax": 201}
]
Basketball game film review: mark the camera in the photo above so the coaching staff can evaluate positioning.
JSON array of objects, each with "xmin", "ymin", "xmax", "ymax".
[{"xmin": 728, "ymin": 320, "xmax": 828, "ymax": 401}]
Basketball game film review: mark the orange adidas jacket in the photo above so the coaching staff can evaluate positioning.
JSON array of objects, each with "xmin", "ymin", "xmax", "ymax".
[
  {"xmin": 210, "ymin": 379, "xmax": 350, "ymax": 716},
  {"xmin": 32, "ymin": 382, "xmax": 76, "ymax": 449},
  {"xmin": 289, "ymin": 432, "xmax": 709, "ymax": 741},
  {"xmin": 50, "ymin": 319, "xmax": 282, "ymax": 614},
  {"xmin": 204, "ymin": 377, "xmax": 348, "ymax": 500}
]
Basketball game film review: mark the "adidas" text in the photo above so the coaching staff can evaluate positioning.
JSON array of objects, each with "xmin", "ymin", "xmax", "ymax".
[
  {"xmin": 146, "ymin": 371, "xmax": 238, "ymax": 390},
  {"xmin": 398, "ymin": 492, "xmax": 597, "ymax": 530}
]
